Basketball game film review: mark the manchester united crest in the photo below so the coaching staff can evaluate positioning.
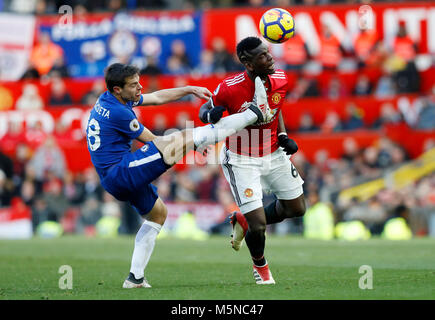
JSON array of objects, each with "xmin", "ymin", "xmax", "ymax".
[
  {"xmin": 244, "ymin": 188, "xmax": 254, "ymax": 198},
  {"xmin": 271, "ymin": 93, "xmax": 281, "ymax": 105}
]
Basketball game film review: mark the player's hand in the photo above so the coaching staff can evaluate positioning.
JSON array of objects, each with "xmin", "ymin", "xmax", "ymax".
[
  {"xmin": 206, "ymin": 106, "xmax": 226, "ymax": 124},
  {"xmin": 190, "ymin": 86, "xmax": 213, "ymax": 100},
  {"xmin": 278, "ymin": 134, "xmax": 298, "ymax": 155}
]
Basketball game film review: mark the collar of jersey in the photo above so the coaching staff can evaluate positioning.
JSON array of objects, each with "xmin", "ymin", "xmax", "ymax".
[{"xmin": 104, "ymin": 91, "xmax": 132, "ymax": 108}]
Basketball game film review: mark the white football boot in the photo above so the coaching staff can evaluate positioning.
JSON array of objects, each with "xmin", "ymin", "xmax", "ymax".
[
  {"xmin": 122, "ymin": 273, "xmax": 152, "ymax": 288},
  {"xmin": 252, "ymin": 76, "xmax": 277, "ymax": 124}
]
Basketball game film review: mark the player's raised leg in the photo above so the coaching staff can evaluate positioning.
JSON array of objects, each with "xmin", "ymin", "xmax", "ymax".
[{"xmin": 153, "ymin": 99, "xmax": 273, "ymax": 166}]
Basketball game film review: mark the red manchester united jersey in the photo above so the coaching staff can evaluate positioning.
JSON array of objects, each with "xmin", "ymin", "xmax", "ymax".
[{"xmin": 212, "ymin": 70, "xmax": 288, "ymax": 157}]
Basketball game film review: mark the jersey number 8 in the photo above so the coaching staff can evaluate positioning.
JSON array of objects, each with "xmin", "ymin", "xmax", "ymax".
[{"xmin": 87, "ymin": 118, "xmax": 101, "ymax": 151}]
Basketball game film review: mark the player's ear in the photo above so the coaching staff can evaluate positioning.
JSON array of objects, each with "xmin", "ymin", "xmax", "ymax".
[
  {"xmin": 113, "ymin": 86, "xmax": 122, "ymax": 95},
  {"xmin": 244, "ymin": 61, "xmax": 254, "ymax": 72}
]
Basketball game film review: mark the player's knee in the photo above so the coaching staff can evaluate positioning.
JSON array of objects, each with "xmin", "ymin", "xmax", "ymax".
[
  {"xmin": 158, "ymin": 203, "xmax": 168, "ymax": 222},
  {"xmin": 292, "ymin": 203, "xmax": 306, "ymax": 218},
  {"xmin": 248, "ymin": 222, "xmax": 266, "ymax": 235},
  {"xmin": 281, "ymin": 198, "xmax": 306, "ymax": 218}
]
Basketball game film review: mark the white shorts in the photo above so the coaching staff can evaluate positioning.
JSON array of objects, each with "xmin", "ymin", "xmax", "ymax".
[{"xmin": 220, "ymin": 145, "xmax": 305, "ymax": 214}]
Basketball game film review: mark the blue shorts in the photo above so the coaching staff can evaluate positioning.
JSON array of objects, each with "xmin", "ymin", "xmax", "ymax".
[{"xmin": 101, "ymin": 141, "xmax": 169, "ymax": 215}]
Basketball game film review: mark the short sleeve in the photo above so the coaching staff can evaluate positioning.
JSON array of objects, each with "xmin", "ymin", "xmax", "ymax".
[
  {"xmin": 211, "ymin": 83, "xmax": 227, "ymax": 109},
  {"xmin": 132, "ymin": 95, "xmax": 144, "ymax": 107},
  {"xmin": 111, "ymin": 108, "xmax": 144, "ymax": 140}
]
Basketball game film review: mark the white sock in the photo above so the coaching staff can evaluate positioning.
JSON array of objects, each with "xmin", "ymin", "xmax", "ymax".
[
  {"xmin": 193, "ymin": 108, "xmax": 258, "ymax": 148},
  {"xmin": 129, "ymin": 220, "xmax": 162, "ymax": 280}
]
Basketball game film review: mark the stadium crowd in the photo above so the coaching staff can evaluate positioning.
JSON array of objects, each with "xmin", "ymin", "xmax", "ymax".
[{"xmin": 0, "ymin": 1, "xmax": 434, "ymax": 239}]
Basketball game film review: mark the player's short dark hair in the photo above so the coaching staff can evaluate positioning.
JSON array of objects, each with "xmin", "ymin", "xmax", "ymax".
[
  {"xmin": 236, "ymin": 37, "xmax": 263, "ymax": 63},
  {"xmin": 104, "ymin": 63, "xmax": 140, "ymax": 92}
]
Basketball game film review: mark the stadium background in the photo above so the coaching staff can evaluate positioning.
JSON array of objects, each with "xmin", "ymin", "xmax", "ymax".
[{"xmin": 0, "ymin": 0, "xmax": 434, "ymax": 241}]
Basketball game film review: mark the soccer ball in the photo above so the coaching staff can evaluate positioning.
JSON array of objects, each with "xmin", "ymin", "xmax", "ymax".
[{"xmin": 259, "ymin": 8, "xmax": 295, "ymax": 44}]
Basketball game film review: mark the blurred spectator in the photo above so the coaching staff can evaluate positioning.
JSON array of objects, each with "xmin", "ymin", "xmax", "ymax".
[
  {"xmin": 1, "ymin": 122, "xmax": 25, "ymax": 156},
  {"xmin": 166, "ymin": 39, "xmax": 191, "ymax": 74},
  {"xmin": 15, "ymin": 84, "xmax": 44, "ymax": 111},
  {"xmin": 20, "ymin": 179, "xmax": 37, "ymax": 206},
  {"xmin": 0, "ymin": 152, "xmax": 14, "ymax": 207},
  {"xmin": 34, "ymin": 0, "xmax": 52, "ymax": 15},
  {"xmin": 352, "ymin": 74, "xmax": 372, "ymax": 96},
  {"xmin": 24, "ymin": 121, "xmax": 48, "ymax": 151},
  {"xmin": 108, "ymin": 0, "xmax": 123, "ymax": 11},
  {"xmin": 48, "ymin": 76, "xmax": 73, "ymax": 106},
  {"xmin": 174, "ymin": 171, "xmax": 196, "ymax": 202},
  {"xmin": 140, "ymin": 55, "xmax": 162, "ymax": 76},
  {"xmin": 283, "ymin": 34, "xmax": 311, "ymax": 71},
  {"xmin": 372, "ymin": 102, "xmax": 402, "ymax": 129},
  {"xmin": 317, "ymin": 23, "xmax": 345, "ymax": 71},
  {"xmin": 143, "ymin": 76, "xmax": 160, "ymax": 93},
  {"xmin": 13, "ymin": 143, "xmax": 32, "ymax": 182},
  {"xmin": 303, "ymin": 190, "xmax": 335, "ymax": 240},
  {"xmin": 20, "ymin": 63, "xmax": 40, "ymax": 80},
  {"xmin": 353, "ymin": 28, "xmax": 379, "ymax": 68},
  {"xmin": 196, "ymin": 166, "xmax": 219, "ymax": 201},
  {"xmin": 382, "ymin": 204, "xmax": 412, "ymax": 240},
  {"xmin": 288, "ymin": 77, "xmax": 319, "ymax": 101},
  {"xmin": 211, "ymin": 37, "xmax": 236, "ymax": 73},
  {"xmin": 348, "ymin": 196, "xmax": 387, "ymax": 234},
  {"xmin": 151, "ymin": 113, "xmax": 168, "ymax": 136},
  {"xmin": 29, "ymin": 31, "xmax": 64, "ymax": 76},
  {"xmin": 321, "ymin": 111, "xmax": 343, "ymax": 132},
  {"xmin": 392, "ymin": 22, "xmax": 417, "ymax": 63},
  {"xmin": 48, "ymin": 56, "xmax": 70, "ymax": 78},
  {"xmin": 393, "ymin": 60, "xmax": 420, "ymax": 94},
  {"xmin": 77, "ymin": 195, "xmax": 101, "ymax": 235},
  {"xmin": 341, "ymin": 137, "xmax": 361, "ymax": 163},
  {"xmin": 415, "ymin": 98, "xmax": 435, "ymax": 130},
  {"xmin": 342, "ymin": 102, "xmax": 364, "ymax": 130},
  {"xmin": 167, "ymin": 56, "xmax": 191, "ymax": 75},
  {"xmin": 298, "ymin": 112, "xmax": 319, "ymax": 132},
  {"xmin": 374, "ymin": 71, "xmax": 396, "ymax": 98},
  {"xmin": 27, "ymin": 135, "xmax": 66, "ymax": 182},
  {"xmin": 323, "ymin": 76, "xmax": 348, "ymax": 100},
  {"xmin": 175, "ymin": 111, "xmax": 191, "ymax": 130},
  {"xmin": 192, "ymin": 49, "xmax": 214, "ymax": 77},
  {"xmin": 82, "ymin": 168, "xmax": 104, "ymax": 201},
  {"xmin": 81, "ymin": 79, "xmax": 105, "ymax": 106},
  {"xmin": 42, "ymin": 174, "xmax": 69, "ymax": 221}
]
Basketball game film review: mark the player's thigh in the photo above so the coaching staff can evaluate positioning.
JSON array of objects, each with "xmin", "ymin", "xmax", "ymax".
[
  {"xmin": 128, "ymin": 183, "xmax": 161, "ymax": 218},
  {"xmin": 220, "ymin": 146, "xmax": 263, "ymax": 214},
  {"xmin": 127, "ymin": 141, "xmax": 170, "ymax": 188},
  {"xmin": 262, "ymin": 151, "xmax": 304, "ymax": 200}
]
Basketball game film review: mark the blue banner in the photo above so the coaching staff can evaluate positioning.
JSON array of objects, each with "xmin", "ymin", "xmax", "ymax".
[{"xmin": 39, "ymin": 12, "xmax": 202, "ymax": 78}]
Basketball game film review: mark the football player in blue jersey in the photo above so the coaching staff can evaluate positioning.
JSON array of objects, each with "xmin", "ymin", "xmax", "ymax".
[{"xmin": 86, "ymin": 63, "xmax": 276, "ymax": 288}]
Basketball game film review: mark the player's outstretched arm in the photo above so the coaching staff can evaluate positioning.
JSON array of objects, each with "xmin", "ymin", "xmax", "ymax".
[{"xmin": 139, "ymin": 86, "xmax": 212, "ymax": 106}]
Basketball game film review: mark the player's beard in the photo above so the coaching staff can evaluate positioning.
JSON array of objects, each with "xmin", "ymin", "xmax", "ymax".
[{"xmin": 122, "ymin": 92, "xmax": 139, "ymax": 103}]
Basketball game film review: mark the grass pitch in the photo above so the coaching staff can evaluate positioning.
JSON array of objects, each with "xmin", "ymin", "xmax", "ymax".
[{"xmin": 0, "ymin": 235, "xmax": 434, "ymax": 300}]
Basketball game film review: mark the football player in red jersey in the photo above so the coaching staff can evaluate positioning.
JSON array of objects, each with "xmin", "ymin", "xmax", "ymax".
[{"xmin": 199, "ymin": 37, "xmax": 306, "ymax": 284}]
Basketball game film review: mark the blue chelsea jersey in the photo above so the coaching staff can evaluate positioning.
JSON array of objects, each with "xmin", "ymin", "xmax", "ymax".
[{"xmin": 86, "ymin": 91, "xmax": 144, "ymax": 179}]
